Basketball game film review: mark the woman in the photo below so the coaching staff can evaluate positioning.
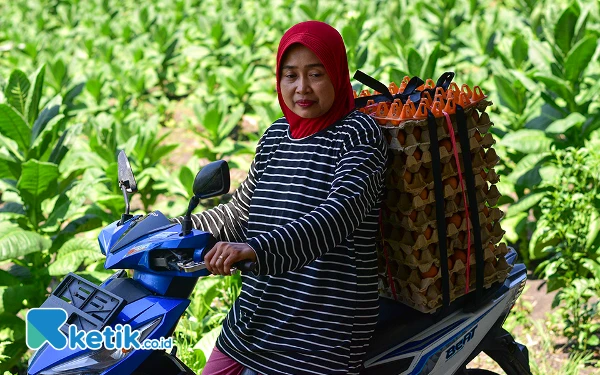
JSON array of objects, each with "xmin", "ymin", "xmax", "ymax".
[{"xmin": 173, "ymin": 21, "xmax": 387, "ymax": 375}]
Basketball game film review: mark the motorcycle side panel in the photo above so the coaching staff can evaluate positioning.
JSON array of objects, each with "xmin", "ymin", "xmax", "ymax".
[{"xmin": 363, "ymin": 264, "xmax": 527, "ymax": 375}]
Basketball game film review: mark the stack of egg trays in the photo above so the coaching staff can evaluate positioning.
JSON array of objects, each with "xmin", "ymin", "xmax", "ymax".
[{"xmin": 376, "ymin": 99, "xmax": 513, "ymax": 313}]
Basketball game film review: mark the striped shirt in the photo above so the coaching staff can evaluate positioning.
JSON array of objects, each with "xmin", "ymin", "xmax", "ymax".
[{"xmin": 182, "ymin": 110, "xmax": 387, "ymax": 374}]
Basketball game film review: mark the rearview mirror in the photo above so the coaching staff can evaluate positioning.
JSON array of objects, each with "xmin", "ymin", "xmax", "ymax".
[
  {"xmin": 193, "ymin": 160, "xmax": 230, "ymax": 199},
  {"xmin": 118, "ymin": 151, "xmax": 137, "ymax": 193}
]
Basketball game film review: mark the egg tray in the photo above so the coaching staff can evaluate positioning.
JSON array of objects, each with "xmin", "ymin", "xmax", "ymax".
[
  {"xmin": 385, "ymin": 135, "xmax": 489, "ymax": 174},
  {"xmin": 380, "ymin": 217, "xmax": 505, "ymax": 253},
  {"xmin": 382, "ymin": 202, "xmax": 503, "ymax": 235},
  {"xmin": 379, "ymin": 239, "xmax": 508, "ymax": 273},
  {"xmin": 385, "ymin": 149, "xmax": 500, "ymax": 195},
  {"xmin": 383, "ymin": 182, "xmax": 501, "ymax": 215},
  {"xmin": 380, "ymin": 106, "xmax": 494, "ymax": 153},
  {"xmin": 377, "ymin": 254, "xmax": 512, "ymax": 314},
  {"xmin": 374, "ymin": 99, "xmax": 493, "ymax": 136}
]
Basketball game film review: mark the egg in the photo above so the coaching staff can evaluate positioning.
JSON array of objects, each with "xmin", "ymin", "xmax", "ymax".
[
  {"xmin": 397, "ymin": 130, "xmax": 406, "ymax": 144},
  {"xmin": 424, "ymin": 205, "xmax": 432, "ymax": 216},
  {"xmin": 440, "ymin": 139, "xmax": 452, "ymax": 152},
  {"xmin": 448, "ymin": 213, "xmax": 462, "ymax": 228},
  {"xmin": 435, "ymin": 279, "xmax": 442, "ymax": 290},
  {"xmin": 482, "ymin": 205, "xmax": 489, "ymax": 216},
  {"xmin": 480, "ymin": 169, "xmax": 487, "ymax": 179},
  {"xmin": 452, "ymin": 249, "xmax": 467, "ymax": 264},
  {"xmin": 404, "ymin": 170, "xmax": 413, "ymax": 184},
  {"xmin": 412, "ymin": 249, "xmax": 421, "ymax": 260},
  {"xmin": 448, "ymin": 257, "xmax": 454, "ymax": 270},
  {"xmin": 424, "ymin": 226, "xmax": 433, "ymax": 240},
  {"xmin": 427, "ymin": 244, "xmax": 436, "ymax": 254},
  {"xmin": 472, "ymin": 110, "xmax": 480, "ymax": 122},
  {"xmin": 450, "ymin": 273, "xmax": 457, "ymax": 285},
  {"xmin": 420, "ymin": 264, "xmax": 438, "ymax": 279},
  {"xmin": 420, "ymin": 188, "xmax": 428, "ymax": 200},
  {"xmin": 413, "ymin": 148, "xmax": 422, "ymax": 161},
  {"xmin": 444, "ymin": 177, "xmax": 459, "ymax": 189},
  {"xmin": 409, "ymin": 210, "xmax": 418, "ymax": 222},
  {"xmin": 413, "ymin": 126, "xmax": 422, "ymax": 141},
  {"xmin": 474, "ymin": 131, "xmax": 482, "ymax": 141}
]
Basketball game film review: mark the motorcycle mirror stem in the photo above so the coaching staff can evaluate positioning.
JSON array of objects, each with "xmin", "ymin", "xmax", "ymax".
[
  {"xmin": 181, "ymin": 195, "xmax": 200, "ymax": 236},
  {"xmin": 119, "ymin": 181, "xmax": 134, "ymax": 225}
]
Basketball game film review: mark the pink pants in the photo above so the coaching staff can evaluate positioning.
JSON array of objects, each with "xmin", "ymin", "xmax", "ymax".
[{"xmin": 202, "ymin": 347, "xmax": 262, "ymax": 375}]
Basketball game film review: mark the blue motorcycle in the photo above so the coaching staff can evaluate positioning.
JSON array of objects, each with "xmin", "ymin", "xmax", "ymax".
[{"xmin": 28, "ymin": 151, "xmax": 531, "ymax": 375}]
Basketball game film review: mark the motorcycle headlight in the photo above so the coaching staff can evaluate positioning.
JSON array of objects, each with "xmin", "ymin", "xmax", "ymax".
[{"xmin": 39, "ymin": 318, "xmax": 162, "ymax": 375}]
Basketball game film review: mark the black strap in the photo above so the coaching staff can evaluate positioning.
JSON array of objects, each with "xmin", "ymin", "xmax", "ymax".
[
  {"xmin": 353, "ymin": 70, "xmax": 455, "ymax": 109},
  {"xmin": 427, "ymin": 111, "xmax": 451, "ymax": 307},
  {"xmin": 455, "ymin": 105, "xmax": 485, "ymax": 304}
]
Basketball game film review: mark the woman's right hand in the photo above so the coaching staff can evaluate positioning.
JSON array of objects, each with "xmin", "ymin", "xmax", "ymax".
[{"xmin": 204, "ymin": 242, "xmax": 257, "ymax": 275}]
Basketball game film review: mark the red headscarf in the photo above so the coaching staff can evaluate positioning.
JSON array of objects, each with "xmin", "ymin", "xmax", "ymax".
[{"xmin": 276, "ymin": 21, "xmax": 355, "ymax": 139}]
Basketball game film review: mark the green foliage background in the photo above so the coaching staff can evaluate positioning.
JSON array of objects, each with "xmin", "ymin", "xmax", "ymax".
[{"xmin": 0, "ymin": 0, "xmax": 599, "ymax": 373}]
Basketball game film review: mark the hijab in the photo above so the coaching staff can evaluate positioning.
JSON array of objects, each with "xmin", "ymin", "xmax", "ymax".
[{"xmin": 276, "ymin": 21, "xmax": 355, "ymax": 139}]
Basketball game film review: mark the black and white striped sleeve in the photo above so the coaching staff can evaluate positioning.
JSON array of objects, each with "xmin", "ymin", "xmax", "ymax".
[{"xmin": 247, "ymin": 123, "xmax": 386, "ymax": 275}]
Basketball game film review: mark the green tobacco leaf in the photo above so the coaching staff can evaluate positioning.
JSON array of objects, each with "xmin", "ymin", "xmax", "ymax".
[
  {"xmin": 586, "ymin": 209, "xmax": 600, "ymax": 250},
  {"xmin": 500, "ymin": 129, "xmax": 553, "ymax": 153},
  {"xmin": 25, "ymin": 65, "xmax": 45, "ymax": 126},
  {"xmin": 0, "ymin": 104, "xmax": 31, "ymax": 153},
  {"xmin": 342, "ymin": 25, "xmax": 359, "ymax": 48},
  {"xmin": 0, "ymin": 225, "xmax": 50, "ymax": 261},
  {"xmin": 507, "ymin": 191, "xmax": 547, "ymax": 217},
  {"xmin": 554, "ymin": 2, "xmax": 580, "ymax": 56},
  {"xmin": 564, "ymin": 35, "xmax": 598, "ymax": 83},
  {"xmin": 0, "ymin": 285, "xmax": 38, "ymax": 315},
  {"xmin": 193, "ymin": 325, "xmax": 221, "ymax": 361},
  {"xmin": 407, "ymin": 48, "xmax": 423, "ymax": 78},
  {"xmin": 502, "ymin": 212, "xmax": 527, "ymax": 243},
  {"xmin": 48, "ymin": 238, "xmax": 103, "ymax": 276},
  {"xmin": 421, "ymin": 43, "xmax": 440, "ymax": 79},
  {"xmin": 493, "ymin": 75, "xmax": 520, "ymax": 114},
  {"xmin": 31, "ymin": 105, "xmax": 60, "ymax": 145},
  {"xmin": 506, "ymin": 152, "xmax": 550, "ymax": 184},
  {"xmin": 545, "ymin": 113, "xmax": 585, "ymax": 135},
  {"xmin": 4, "ymin": 70, "xmax": 30, "ymax": 115},
  {"xmin": 511, "ymin": 35, "xmax": 528, "ymax": 68},
  {"xmin": 533, "ymin": 74, "xmax": 573, "ymax": 102},
  {"xmin": 17, "ymin": 160, "xmax": 59, "ymax": 225}
]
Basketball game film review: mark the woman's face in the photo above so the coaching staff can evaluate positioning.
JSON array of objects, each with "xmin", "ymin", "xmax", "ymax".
[{"xmin": 279, "ymin": 44, "xmax": 335, "ymax": 118}]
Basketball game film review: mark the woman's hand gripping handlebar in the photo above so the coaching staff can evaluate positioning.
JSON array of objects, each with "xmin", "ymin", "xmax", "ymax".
[{"xmin": 204, "ymin": 242, "xmax": 257, "ymax": 275}]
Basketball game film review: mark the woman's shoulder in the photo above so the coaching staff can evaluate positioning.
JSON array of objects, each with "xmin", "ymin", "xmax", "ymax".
[{"xmin": 337, "ymin": 110, "xmax": 384, "ymax": 145}]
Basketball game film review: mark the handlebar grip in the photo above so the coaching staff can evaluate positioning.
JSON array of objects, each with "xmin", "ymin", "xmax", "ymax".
[{"xmin": 234, "ymin": 261, "xmax": 256, "ymax": 273}]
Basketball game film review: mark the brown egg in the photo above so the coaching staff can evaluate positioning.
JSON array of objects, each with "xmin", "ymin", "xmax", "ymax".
[
  {"xmin": 454, "ymin": 194, "xmax": 462, "ymax": 205},
  {"xmin": 420, "ymin": 264, "xmax": 438, "ymax": 279},
  {"xmin": 448, "ymin": 213, "xmax": 462, "ymax": 228},
  {"xmin": 450, "ymin": 273, "xmax": 457, "ymax": 285},
  {"xmin": 409, "ymin": 210, "xmax": 418, "ymax": 222},
  {"xmin": 444, "ymin": 177, "xmax": 458, "ymax": 189},
  {"xmin": 474, "ymin": 131, "xmax": 482, "ymax": 141},
  {"xmin": 411, "ymin": 231, "xmax": 419, "ymax": 241},
  {"xmin": 413, "ymin": 148, "xmax": 422, "ymax": 161},
  {"xmin": 424, "ymin": 205, "xmax": 432, "ymax": 216},
  {"xmin": 482, "ymin": 182, "xmax": 489, "ymax": 193},
  {"xmin": 452, "ymin": 249, "xmax": 467, "ymax": 264},
  {"xmin": 404, "ymin": 170, "xmax": 413, "ymax": 184},
  {"xmin": 482, "ymin": 205, "xmax": 489, "ymax": 217},
  {"xmin": 491, "ymin": 257, "xmax": 498, "ymax": 266},
  {"xmin": 480, "ymin": 169, "xmax": 487, "ymax": 180},
  {"xmin": 472, "ymin": 110, "xmax": 480, "ymax": 122},
  {"xmin": 420, "ymin": 188, "xmax": 428, "ymax": 200},
  {"xmin": 413, "ymin": 126, "xmax": 422, "ymax": 141},
  {"xmin": 412, "ymin": 249, "xmax": 421, "ymax": 260},
  {"xmin": 488, "ymin": 242, "xmax": 495, "ymax": 252},
  {"xmin": 448, "ymin": 257, "xmax": 454, "ymax": 270},
  {"xmin": 440, "ymin": 139, "xmax": 452, "ymax": 152},
  {"xmin": 397, "ymin": 130, "xmax": 406, "ymax": 144},
  {"xmin": 424, "ymin": 226, "xmax": 433, "ymax": 240},
  {"xmin": 419, "ymin": 167, "xmax": 428, "ymax": 180},
  {"xmin": 435, "ymin": 279, "xmax": 442, "ymax": 291}
]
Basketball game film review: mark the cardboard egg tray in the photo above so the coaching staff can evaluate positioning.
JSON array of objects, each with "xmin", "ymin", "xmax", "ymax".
[{"xmin": 368, "ymin": 79, "xmax": 511, "ymax": 313}]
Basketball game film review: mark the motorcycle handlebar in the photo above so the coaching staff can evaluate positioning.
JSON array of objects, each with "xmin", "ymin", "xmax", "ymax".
[{"xmin": 233, "ymin": 260, "xmax": 257, "ymax": 273}]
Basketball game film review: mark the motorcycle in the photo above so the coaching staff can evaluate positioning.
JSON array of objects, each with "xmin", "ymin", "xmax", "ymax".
[{"xmin": 28, "ymin": 151, "xmax": 531, "ymax": 375}]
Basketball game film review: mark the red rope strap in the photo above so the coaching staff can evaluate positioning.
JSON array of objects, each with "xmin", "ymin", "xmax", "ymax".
[{"xmin": 443, "ymin": 112, "xmax": 472, "ymax": 293}]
